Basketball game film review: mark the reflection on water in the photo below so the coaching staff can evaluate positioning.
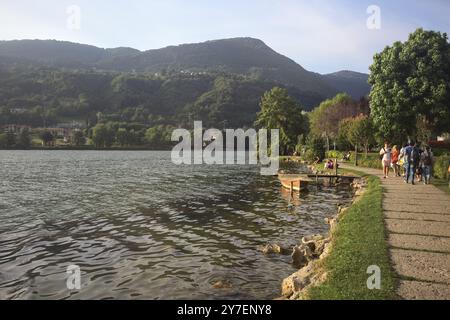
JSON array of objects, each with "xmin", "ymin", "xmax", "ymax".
[{"xmin": 0, "ymin": 151, "xmax": 353, "ymax": 299}]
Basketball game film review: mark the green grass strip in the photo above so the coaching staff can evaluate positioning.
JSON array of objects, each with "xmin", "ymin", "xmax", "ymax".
[{"xmin": 307, "ymin": 171, "xmax": 398, "ymax": 300}]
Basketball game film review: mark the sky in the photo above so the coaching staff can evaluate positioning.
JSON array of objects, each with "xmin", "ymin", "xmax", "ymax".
[{"xmin": 0, "ymin": 0, "xmax": 449, "ymax": 74}]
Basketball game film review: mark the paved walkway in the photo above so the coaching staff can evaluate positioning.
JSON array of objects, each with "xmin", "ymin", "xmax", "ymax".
[{"xmin": 340, "ymin": 163, "xmax": 450, "ymax": 300}]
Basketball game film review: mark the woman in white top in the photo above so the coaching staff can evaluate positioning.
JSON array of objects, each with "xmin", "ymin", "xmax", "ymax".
[{"xmin": 379, "ymin": 143, "xmax": 392, "ymax": 179}]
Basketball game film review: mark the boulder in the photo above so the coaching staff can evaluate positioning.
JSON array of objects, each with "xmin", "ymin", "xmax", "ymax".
[
  {"xmin": 291, "ymin": 244, "xmax": 313, "ymax": 268},
  {"xmin": 281, "ymin": 262, "xmax": 315, "ymax": 297},
  {"xmin": 259, "ymin": 243, "xmax": 290, "ymax": 255},
  {"xmin": 212, "ymin": 280, "xmax": 232, "ymax": 289}
]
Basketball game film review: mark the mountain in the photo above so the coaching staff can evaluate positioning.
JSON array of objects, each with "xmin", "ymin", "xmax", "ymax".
[
  {"xmin": 0, "ymin": 38, "xmax": 371, "ymax": 130},
  {"xmin": 322, "ymin": 70, "xmax": 370, "ymax": 99},
  {"xmin": 0, "ymin": 38, "xmax": 370, "ymax": 101}
]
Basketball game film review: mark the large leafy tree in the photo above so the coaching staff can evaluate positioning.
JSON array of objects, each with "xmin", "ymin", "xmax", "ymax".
[
  {"xmin": 369, "ymin": 28, "xmax": 450, "ymax": 141},
  {"xmin": 309, "ymin": 93, "xmax": 368, "ymax": 149},
  {"xmin": 254, "ymin": 87, "xmax": 307, "ymax": 154},
  {"xmin": 346, "ymin": 115, "xmax": 375, "ymax": 155}
]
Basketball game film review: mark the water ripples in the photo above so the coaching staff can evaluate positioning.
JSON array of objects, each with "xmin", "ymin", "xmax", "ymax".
[{"xmin": 0, "ymin": 150, "xmax": 353, "ymax": 299}]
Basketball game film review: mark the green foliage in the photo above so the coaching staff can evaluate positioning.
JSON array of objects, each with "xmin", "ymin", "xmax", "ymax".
[
  {"xmin": 369, "ymin": 28, "xmax": 450, "ymax": 140},
  {"xmin": 92, "ymin": 124, "xmax": 114, "ymax": 148},
  {"xmin": 347, "ymin": 115, "xmax": 376, "ymax": 153},
  {"xmin": 326, "ymin": 150, "xmax": 345, "ymax": 160},
  {"xmin": 72, "ymin": 130, "xmax": 86, "ymax": 146},
  {"xmin": 255, "ymin": 87, "xmax": 308, "ymax": 154},
  {"xmin": 17, "ymin": 128, "xmax": 31, "ymax": 148},
  {"xmin": 0, "ymin": 63, "xmax": 325, "ymax": 130},
  {"xmin": 305, "ymin": 135, "xmax": 326, "ymax": 161},
  {"xmin": 357, "ymin": 154, "xmax": 383, "ymax": 169},
  {"xmin": 145, "ymin": 125, "xmax": 175, "ymax": 149},
  {"xmin": 433, "ymin": 156, "xmax": 450, "ymax": 179},
  {"xmin": 0, "ymin": 133, "xmax": 11, "ymax": 148},
  {"xmin": 309, "ymin": 93, "xmax": 354, "ymax": 137}
]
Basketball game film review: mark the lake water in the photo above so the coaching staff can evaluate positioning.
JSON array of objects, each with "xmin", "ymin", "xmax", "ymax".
[{"xmin": 0, "ymin": 151, "xmax": 353, "ymax": 299}]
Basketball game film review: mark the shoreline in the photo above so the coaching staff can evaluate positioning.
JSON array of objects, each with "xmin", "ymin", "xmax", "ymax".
[{"xmin": 275, "ymin": 174, "xmax": 367, "ymax": 299}]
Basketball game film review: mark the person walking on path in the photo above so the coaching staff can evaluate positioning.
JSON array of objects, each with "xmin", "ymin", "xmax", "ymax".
[
  {"xmin": 379, "ymin": 142, "xmax": 392, "ymax": 179},
  {"xmin": 421, "ymin": 146, "xmax": 434, "ymax": 185},
  {"xmin": 405, "ymin": 141, "xmax": 421, "ymax": 185},
  {"xmin": 403, "ymin": 142, "xmax": 413, "ymax": 184},
  {"xmin": 391, "ymin": 145, "xmax": 400, "ymax": 177}
]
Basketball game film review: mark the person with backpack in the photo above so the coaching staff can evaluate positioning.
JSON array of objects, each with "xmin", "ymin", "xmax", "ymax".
[
  {"xmin": 407, "ymin": 142, "xmax": 421, "ymax": 185},
  {"xmin": 421, "ymin": 146, "xmax": 434, "ymax": 184},
  {"xmin": 403, "ymin": 141, "xmax": 414, "ymax": 184},
  {"xmin": 399, "ymin": 143, "xmax": 408, "ymax": 177},
  {"xmin": 379, "ymin": 142, "xmax": 392, "ymax": 179}
]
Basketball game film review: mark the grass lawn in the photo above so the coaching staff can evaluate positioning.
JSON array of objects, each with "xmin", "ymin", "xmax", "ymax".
[
  {"xmin": 306, "ymin": 169, "xmax": 398, "ymax": 300},
  {"xmin": 432, "ymin": 178, "xmax": 450, "ymax": 195}
]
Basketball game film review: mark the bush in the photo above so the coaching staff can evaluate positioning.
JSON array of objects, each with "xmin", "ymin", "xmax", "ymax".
[
  {"xmin": 352, "ymin": 152, "xmax": 382, "ymax": 169},
  {"xmin": 305, "ymin": 136, "xmax": 326, "ymax": 161},
  {"xmin": 326, "ymin": 150, "xmax": 345, "ymax": 160},
  {"xmin": 434, "ymin": 156, "xmax": 450, "ymax": 179}
]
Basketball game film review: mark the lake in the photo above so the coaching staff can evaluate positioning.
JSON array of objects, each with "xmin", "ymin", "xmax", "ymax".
[{"xmin": 0, "ymin": 150, "xmax": 352, "ymax": 299}]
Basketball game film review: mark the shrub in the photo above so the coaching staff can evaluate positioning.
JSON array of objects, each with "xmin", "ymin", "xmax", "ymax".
[
  {"xmin": 305, "ymin": 135, "xmax": 326, "ymax": 161},
  {"xmin": 434, "ymin": 156, "xmax": 450, "ymax": 179},
  {"xmin": 326, "ymin": 150, "xmax": 345, "ymax": 160}
]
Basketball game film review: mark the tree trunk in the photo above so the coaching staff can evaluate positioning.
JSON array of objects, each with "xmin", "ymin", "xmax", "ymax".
[{"xmin": 354, "ymin": 144, "xmax": 358, "ymax": 166}]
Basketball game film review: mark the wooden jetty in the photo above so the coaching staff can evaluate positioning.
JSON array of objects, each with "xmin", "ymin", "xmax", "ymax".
[
  {"xmin": 278, "ymin": 173, "xmax": 359, "ymax": 192},
  {"xmin": 278, "ymin": 174, "xmax": 312, "ymax": 192},
  {"xmin": 306, "ymin": 173, "xmax": 359, "ymax": 183}
]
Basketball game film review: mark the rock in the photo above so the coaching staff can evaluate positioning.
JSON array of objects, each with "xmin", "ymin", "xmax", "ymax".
[
  {"xmin": 291, "ymin": 244, "xmax": 313, "ymax": 268},
  {"xmin": 301, "ymin": 234, "xmax": 324, "ymax": 243},
  {"xmin": 281, "ymin": 262, "xmax": 315, "ymax": 297},
  {"xmin": 319, "ymin": 242, "xmax": 332, "ymax": 259},
  {"xmin": 314, "ymin": 238, "xmax": 330, "ymax": 256},
  {"xmin": 259, "ymin": 243, "xmax": 290, "ymax": 255},
  {"xmin": 212, "ymin": 280, "xmax": 232, "ymax": 289}
]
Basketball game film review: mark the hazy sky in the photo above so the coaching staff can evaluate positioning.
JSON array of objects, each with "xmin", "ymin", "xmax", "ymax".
[{"xmin": 1, "ymin": 0, "xmax": 449, "ymax": 73}]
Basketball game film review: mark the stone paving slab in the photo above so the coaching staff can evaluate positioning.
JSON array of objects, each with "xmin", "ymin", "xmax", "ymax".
[
  {"xmin": 382, "ymin": 204, "xmax": 449, "ymax": 214},
  {"xmin": 389, "ymin": 233, "xmax": 450, "ymax": 253},
  {"xmin": 386, "ymin": 219, "xmax": 450, "ymax": 237},
  {"xmin": 398, "ymin": 280, "xmax": 450, "ymax": 300},
  {"xmin": 385, "ymin": 211, "xmax": 450, "ymax": 222},
  {"xmin": 383, "ymin": 194, "xmax": 450, "ymax": 202},
  {"xmin": 390, "ymin": 249, "xmax": 450, "ymax": 284}
]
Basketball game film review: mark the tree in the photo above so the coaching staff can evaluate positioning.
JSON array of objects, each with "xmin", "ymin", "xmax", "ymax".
[
  {"xmin": 0, "ymin": 132, "xmax": 15, "ymax": 148},
  {"xmin": 41, "ymin": 131, "xmax": 54, "ymax": 147},
  {"xmin": 254, "ymin": 87, "xmax": 307, "ymax": 155},
  {"xmin": 346, "ymin": 115, "xmax": 375, "ymax": 156},
  {"xmin": 305, "ymin": 135, "xmax": 326, "ymax": 161},
  {"xmin": 145, "ymin": 125, "xmax": 174, "ymax": 148},
  {"xmin": 92, "ymin": 124, "xmax": 114, "ymax": 148},
  {"xmin": 337, "ymin": 118, "xmax": 354, "ymax": 151},
  {"xmin": 309, "ymin": 93, "xmax": 368, "ymax": 151},
  {"xmin": 72, "ymin": 130, "xmax": 86, "ymax": 146},
  {"xmin": 116, "ymin": 128, "xmax": 129, "ymax": 146},
  {"xmin": 17, "ymin": 128, "xmax": 31, "ymax": 148},
  {"xmin": 369, "ymin": 28, "xmax": 450, "ymax": 141}
]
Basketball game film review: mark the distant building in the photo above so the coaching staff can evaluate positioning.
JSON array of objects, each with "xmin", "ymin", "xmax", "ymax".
[
  {"xmin": 9, "ymin": 108, "xmax": 27, "ymax": 114},
  {"xmin": 1, "ymin": 124, "xmax": 31, "ymax": 133}
]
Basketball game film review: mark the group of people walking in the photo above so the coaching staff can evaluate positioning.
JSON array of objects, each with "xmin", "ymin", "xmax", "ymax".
[{"xmin": 379, "ymin": 141, "xmax": 434, "ymax": 185}]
